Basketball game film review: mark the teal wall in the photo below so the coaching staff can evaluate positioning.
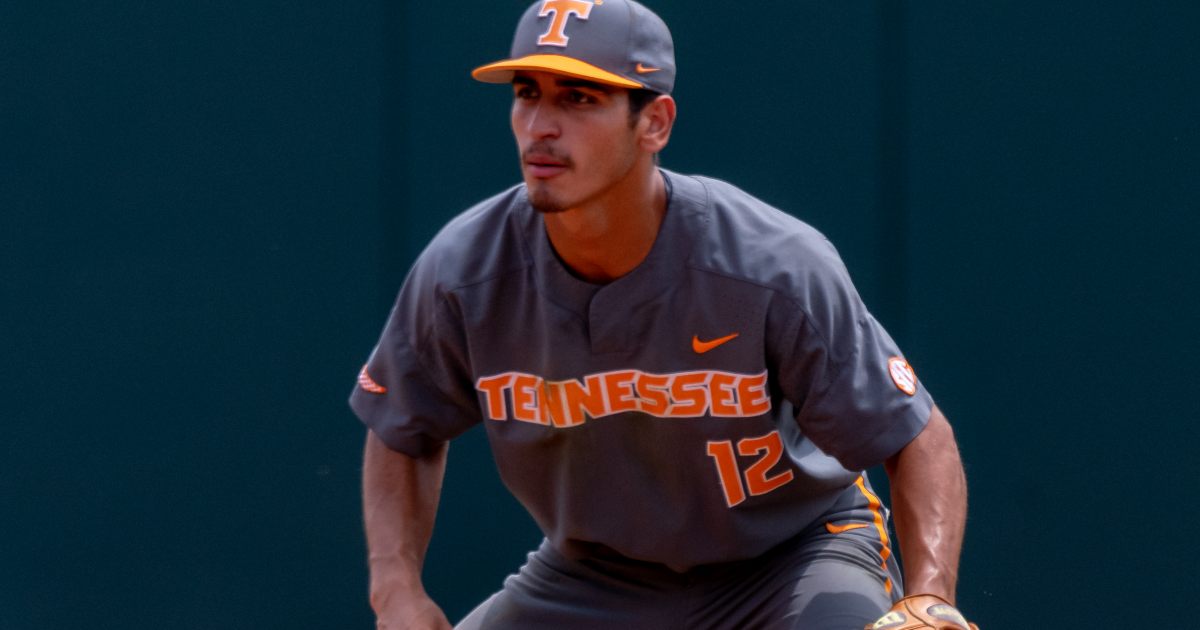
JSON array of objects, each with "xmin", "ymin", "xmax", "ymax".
[{"xmin": 3, "ymin": 1, "xmax": 1196, "ymax": 627}]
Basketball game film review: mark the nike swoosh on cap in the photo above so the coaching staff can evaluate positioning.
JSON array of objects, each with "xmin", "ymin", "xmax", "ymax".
[
  {"xmin": 635, "ymin": 63, "xmax": 661, "ymax": 74},
  {"xmin": 692, "ymin": 333, "xmax": 739, "ymax": 354}
]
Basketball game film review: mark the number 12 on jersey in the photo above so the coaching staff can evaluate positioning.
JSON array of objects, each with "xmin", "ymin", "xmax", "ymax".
[{"xmin": 706, "ymin": 430, "xmax": 795, "ymax": 507}]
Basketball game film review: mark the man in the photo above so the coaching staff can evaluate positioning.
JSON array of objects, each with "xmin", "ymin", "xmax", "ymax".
[{"xmin": 352, "ymin": 1, "xmax": 974, "ymax": 628}]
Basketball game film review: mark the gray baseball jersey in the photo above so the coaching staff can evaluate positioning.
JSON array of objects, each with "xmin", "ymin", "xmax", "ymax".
[{"xmin": 350, "ymin": 169, "xmax": 932, "ymax": 571}]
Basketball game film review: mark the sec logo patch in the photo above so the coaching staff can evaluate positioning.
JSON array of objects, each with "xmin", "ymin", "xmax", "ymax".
[
  {"xmin": 887, "ymin": 357, "xmax": 917, "ymax": 396},
  {"xmin": 358, "ymin": 364, "xmax": 388, "ymax": 394}
]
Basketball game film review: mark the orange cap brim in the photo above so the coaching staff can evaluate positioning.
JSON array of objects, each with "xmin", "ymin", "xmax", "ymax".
[{"xmin": 471, "ymin": 54, "xmax": 643, "ymax": 89}]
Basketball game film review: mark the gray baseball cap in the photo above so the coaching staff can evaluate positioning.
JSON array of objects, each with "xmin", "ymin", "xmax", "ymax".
[{"xmin": 472, "ymin": 0, "xmax": 676, "ymax": 94}]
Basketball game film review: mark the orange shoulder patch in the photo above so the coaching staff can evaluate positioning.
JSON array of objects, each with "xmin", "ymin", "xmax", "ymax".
[
  {"xmin": 887, "ymin": 357, "xmax": 917, "ymax": 396},
  {"xmin": 358, "ymin": 364, "xmax": 387, "ymax": 394}
]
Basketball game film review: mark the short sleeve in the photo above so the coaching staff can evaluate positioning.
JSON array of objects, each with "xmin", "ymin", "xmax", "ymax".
[
  {"xmin": 349, "ymin": 259, "xmax": 480, "ymax": 458},
  {"xmin": 770, "ymin": 241, "xmax": 933, "ymax": 471}
]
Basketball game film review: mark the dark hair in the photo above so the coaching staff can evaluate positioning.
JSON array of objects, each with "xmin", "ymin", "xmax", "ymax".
[{"xmin": 627, "ymin": 88, "xmax": 663, "ymax": 124}]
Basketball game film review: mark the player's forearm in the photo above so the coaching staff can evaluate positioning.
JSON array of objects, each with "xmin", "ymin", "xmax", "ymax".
[
  {"xmin": 884, "ymin": 405, "xmax": 967, "ymax": 603},
  {"xmin": 362, "ymin": 431, "xmax": 448, "ymax": 609}
]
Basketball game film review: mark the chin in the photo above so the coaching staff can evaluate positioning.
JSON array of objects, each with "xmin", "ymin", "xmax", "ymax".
[
  {"xmin": 525, "ymin": 177, "xmax": 577, "ymax": 214},
  {"xmin": 528, "ymin": 189, "xmax": 570, "ymax": 214}
]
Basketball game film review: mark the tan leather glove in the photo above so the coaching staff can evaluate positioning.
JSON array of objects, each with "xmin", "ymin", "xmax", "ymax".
[{"xmin": 865, "ymin": 594, "xmax": 979, "ymax": 630}]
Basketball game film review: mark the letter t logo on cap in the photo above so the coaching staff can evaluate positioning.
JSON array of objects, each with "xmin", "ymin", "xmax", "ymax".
[{"xmin": 537, "ymin": 0, "xmax": 594, "ymax": 47}]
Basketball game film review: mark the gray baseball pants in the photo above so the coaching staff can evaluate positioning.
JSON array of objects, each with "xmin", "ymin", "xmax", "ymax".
[{"xmin": 456, "ymin": 494, "xmax": 901, "ymax": 629}]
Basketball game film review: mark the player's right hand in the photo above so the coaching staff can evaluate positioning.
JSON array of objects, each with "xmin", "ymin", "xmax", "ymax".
[{"xmin": 373, "ymin": 592, "xmax": 453, "ymax": 630}]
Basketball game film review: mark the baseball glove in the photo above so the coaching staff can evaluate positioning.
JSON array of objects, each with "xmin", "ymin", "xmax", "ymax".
[{"xmin": 865, "ymin": 594, "xmax": 979, "ymax": 630}]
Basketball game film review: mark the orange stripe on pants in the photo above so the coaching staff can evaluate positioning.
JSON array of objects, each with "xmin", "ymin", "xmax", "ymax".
[{"xmin": 853, "ymin": 475, "xmax": 895, "ymax": 595}]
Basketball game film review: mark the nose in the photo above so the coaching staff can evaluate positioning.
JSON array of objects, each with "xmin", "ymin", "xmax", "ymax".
[{"xmin": 520, "ymin": 100, "xmax": 561, "ymax": 140}]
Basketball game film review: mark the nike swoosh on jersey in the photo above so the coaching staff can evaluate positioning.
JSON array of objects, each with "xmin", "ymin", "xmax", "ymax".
[{"xmin": 692, "ymin": 332, "xmax": 739, "ymax": 354}]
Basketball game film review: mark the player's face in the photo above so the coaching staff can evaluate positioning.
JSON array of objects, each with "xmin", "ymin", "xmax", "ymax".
[{"xmin": 511, "ymin": 72, "xmax": 642, "ymax": 214}]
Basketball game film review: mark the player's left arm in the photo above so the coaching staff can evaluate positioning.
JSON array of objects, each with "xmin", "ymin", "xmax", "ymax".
[{"xmin": 883, "ymin": 404, "xmax": 968, "ymax": 603}]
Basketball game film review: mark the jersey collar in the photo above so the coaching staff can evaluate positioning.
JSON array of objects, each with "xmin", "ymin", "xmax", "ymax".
[{"xmin": 523, "ymin": 169, "xmax": 710, "ymax": 322}]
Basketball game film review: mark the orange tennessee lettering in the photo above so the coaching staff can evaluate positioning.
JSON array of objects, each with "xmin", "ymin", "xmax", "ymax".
[
  {"xmin": 668, "ymin": 371, "xmax": 710, "ymax": 417},
  {"xmin": 476, "ymin": 373, "xmax": 516, "ymax": 420},
  {"xmin": 511, "ymin": 374, "xmax": 546, "ymax": 424},
  {"xmin": 709, "ymin": 372, "xmax": 740, "ymax": 417},
  {"xmin": 604, "ymin": 370, "xmax": 639, "ymax": 414},
  {"xmin": 736, "ymin": 372, "xmax": 771, "ymax": 416},
  {"xmin": 537, "ymin": 380, "xmax": 557, "ymax": 425},
  {"xmin": 474, "ymin": 369, "xmax": 773, "ymax": 426},
  {"xmin": 635, "ymin": 372, "xmax": 671, "ymax": 416},
  {"xmin": 561, "ymin": 374, "xmax": 607, "ymax": 426},
  {"xmin": 537, "ymin": 0, "xmax": 594, "ymax": 47},
  {"xmin": 538, "ymin": 380, "xmax": 572, "ymax": 428}
]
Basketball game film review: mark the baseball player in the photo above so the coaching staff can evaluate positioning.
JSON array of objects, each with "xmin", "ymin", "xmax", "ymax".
[{"xmin": 353, "ymin": 1, "xmax": 975, "ymax": 628}]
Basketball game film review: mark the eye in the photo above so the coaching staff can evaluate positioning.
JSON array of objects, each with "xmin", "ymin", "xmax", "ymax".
[
  {"xmin": 565, "ymin": 90, "xmax": 598, "ymax": 105},
  {"xmin": 513, "ymin": 85, "xmax": 538, "ymax": 100}
]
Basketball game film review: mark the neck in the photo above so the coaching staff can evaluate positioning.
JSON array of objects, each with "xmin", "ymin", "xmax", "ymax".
[{"xmin": 542, "ymin": 163, "xmax": 667, "ymax": 283}]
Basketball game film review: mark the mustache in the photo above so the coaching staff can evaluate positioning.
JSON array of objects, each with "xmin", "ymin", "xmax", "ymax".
[{"xmin": 521, "ymin": 142, "xmax": 574, "ymax": 168}]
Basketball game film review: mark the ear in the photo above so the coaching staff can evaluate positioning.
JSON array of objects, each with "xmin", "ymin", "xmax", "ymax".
[{"xmin": 638, "ymin": 95, "xmax": 677, "ymax": 154}]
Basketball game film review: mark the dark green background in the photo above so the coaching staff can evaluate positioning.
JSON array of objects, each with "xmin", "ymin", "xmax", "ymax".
[{"xmin": 3, "ymin": 1, "xmax": 1196, "ymax": 627}]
